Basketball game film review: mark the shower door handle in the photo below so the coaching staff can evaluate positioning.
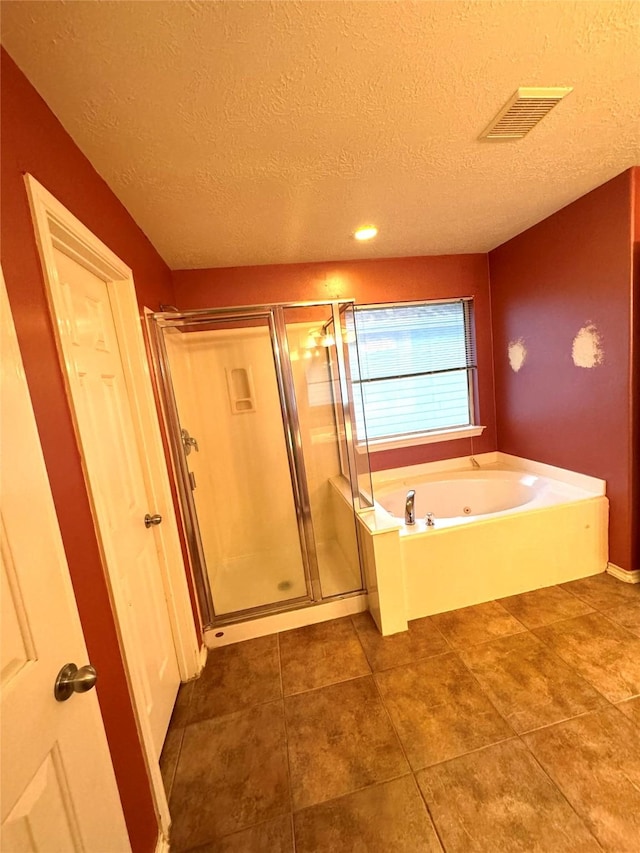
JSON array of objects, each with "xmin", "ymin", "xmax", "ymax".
[{"xmin": 181, "ymin": 428, "xmax": 199, "ymax": 455}]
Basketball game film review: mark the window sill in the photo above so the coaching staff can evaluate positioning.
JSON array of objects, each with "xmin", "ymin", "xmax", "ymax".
[{"xmin": 358, "ymin": 425, "xmax": 486, "ymax": 453}]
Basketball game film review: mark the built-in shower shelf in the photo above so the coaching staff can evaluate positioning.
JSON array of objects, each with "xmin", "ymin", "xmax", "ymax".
[{"xmin": 225, "ymin": 366, "xmax": 256, "ymax": 414}]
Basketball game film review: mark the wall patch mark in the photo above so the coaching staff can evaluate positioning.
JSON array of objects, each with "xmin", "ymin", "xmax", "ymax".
[
  {"xmin": 508, "ymin": 338, "xmax": 527, "ymax": 372},
  {"xmin": 572, "ymin": 323, "xmax": 604, "ymax": 368}
]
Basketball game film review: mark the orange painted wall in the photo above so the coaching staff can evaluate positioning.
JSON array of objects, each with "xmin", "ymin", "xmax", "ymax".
[
  {"xmin": 172, "ymin": 253, "xmax": 497, "ymax": 470},
  {"xmin": 1, "ymin": 48, "xmax": 173, "ymax": 852},
  {"xmin": 489, "ymin": 169, "xmax": 635, "ymax": 572}
]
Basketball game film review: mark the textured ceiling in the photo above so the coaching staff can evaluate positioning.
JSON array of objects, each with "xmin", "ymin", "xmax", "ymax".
[{"xmin": 2, "ymin": 1, "xmax": 639, "ymax": 269}]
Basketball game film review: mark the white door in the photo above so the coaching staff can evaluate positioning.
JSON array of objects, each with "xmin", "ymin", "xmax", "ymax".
[
  {"xmin": 50, "ymin": 247, "xmax": 180, "ymax": 757},
  {"xmin": 0, "ymin": 272, "xmax": 131, "ymax": 851}
]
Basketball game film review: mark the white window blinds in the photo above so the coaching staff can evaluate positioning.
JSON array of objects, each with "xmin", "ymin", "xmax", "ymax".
[{"xmin": 350, "ymin": 300, "xmax": 477, "ymax": 442}]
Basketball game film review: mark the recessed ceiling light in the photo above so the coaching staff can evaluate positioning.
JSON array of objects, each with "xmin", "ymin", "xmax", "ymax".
[{"xmin": 354, "ymin": 225, "xmax": 378, "ymax": 241}]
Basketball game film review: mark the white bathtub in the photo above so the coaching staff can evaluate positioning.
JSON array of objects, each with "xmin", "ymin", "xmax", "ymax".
[
  {"xmin": 375, "ymin": 469, "xmax": 593, "ymax": 529},
  {"xmin": 356, "ymin": 453, "xmax": 609, "ymax": 635}
]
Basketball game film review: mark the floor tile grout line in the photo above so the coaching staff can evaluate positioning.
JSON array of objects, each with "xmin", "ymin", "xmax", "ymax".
[
  {"xmin": 366, "ymin": 651, "xmax": 451, "ymax": 850},
  {"xmin": 170, "ymin": 583, "xmax": 637, "ymax": 849},
  {"xmin": 559, "ymin": 576, "xmax": 640, "ymax": 614},
  {"xmin": 350, "ymin": 613, "xmax": 377, "ymax": 672},
  {"xmin": 516, "ymin": 733, "xmax": 607, "ymax": 852},
  {"xmin": 279, "ymin": 617, "xmax": 372, "ymax": 696},
  {"xmin": 353, "ymin": 615, "xmax": 531, "ymax": 773},
  {"xmin": 451, "ymin": 646, "xmax": 521, "ymax": 738},
  {"xmin": 496, "ymin": 583, "xmax": 593, "ymax": 631},
  {"xmin": 276, "ymin": 631, "xmax": 296, "ymax": 829},
  {"xmin": 186, "ymin": 811, "xmax": 292, "ymax": 852},
  {"xmin": 370, "ymin": 665, "xmax": 413, "ymax": 771},
  {"xmin": 413, "ymin": 733, "xmax": 520, "ymax": 773},
  {"xmin": 411, "ymin": 771, "xmax": 449, "ymax": 852},
  {"xmin": 529, "ymin": 614, "xmax": 640, "ymax": 703},
  {"xmin": 456, "ymin": 632, "xmax": 616, "ymax": 729},
  {"xmin": 439, "ymin": 626, "xmax": 527, "ymax": 653},
  {"xmin": 515, "ymin": 705, "xmax": 615, "ymax": 737},
  {"xmin": 423, "ymin": 613, "xmax": 454, "ymax": 650},
  {"xmin": 291, "ymin": 770, "xmax": 415, "ymax": 816},
  {"xmin": 288, "ymin": 811, "xmax": 296, "ymax": 853},
  {"xmin": 491, "ymin": 596, "xmax": 532, "ymax": 631},
  {"xmin": 284, "ymin": 670, "xmax": 372, "ymax": 699},
  {"xmin": 183, "ymin": 691, "xmax": 284, "ymax": 728},
  {"xmin": 164, "ymin": 726, "xmax": 185, "ymax": 803},
  {"xmin": 596, "ymin": 606, "xmax": 640, "ymax": 638},
  {"xmin": 350, "ymin": 611, "xmax": 455, "ymax": 672},
  {"xmin": 430, "ymin": 598, "xmax": 531, "ymax": 651},
  {"xmin": 366, "ymin": 648, "xmax": 455, "ymax": 677},
  {"xmin": 371, "ymin": 647, "xmax": 522, "ymax": 772}
]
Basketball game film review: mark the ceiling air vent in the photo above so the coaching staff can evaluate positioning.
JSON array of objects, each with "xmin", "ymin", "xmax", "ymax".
[{"xmin": 479, "ymin": 87, "xmax": 573, "ymax": 140}]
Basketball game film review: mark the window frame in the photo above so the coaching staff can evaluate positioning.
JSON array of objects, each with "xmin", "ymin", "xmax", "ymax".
[{"xmin": 350, "ymin": 298, "xmax": 485, "ymax": 452}]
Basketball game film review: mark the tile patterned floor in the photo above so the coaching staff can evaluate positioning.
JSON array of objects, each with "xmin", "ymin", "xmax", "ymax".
[{"xmin": 161, "ymin": 575, "xmax": 640, "ymax": 852}]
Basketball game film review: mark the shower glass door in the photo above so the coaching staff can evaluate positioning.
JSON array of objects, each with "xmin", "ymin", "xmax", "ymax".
[
  {"xmin": 282, "ymin": 304, "xmax": 365, "ymax": 598},
  {"xmin": 162, "ymin": 313, "xmax": 312, "ymax": 617}
]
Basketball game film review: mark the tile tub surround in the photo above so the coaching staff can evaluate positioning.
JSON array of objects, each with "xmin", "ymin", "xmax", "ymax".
[
  {"xmin": 162, "ymin": 574, "xmax": 639, "ymax": 851},
  {"xmin": 360, "ymin": 452, "xmax": 609, "ymax": 635}
]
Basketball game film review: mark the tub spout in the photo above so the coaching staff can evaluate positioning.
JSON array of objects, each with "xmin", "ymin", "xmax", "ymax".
[
  {"xmin": 470, "ymin": 456, "xmax": 480, "ymax": 469},
  {"xmin": 425, "ymin": 512, "xmax": 436, "ymax": 527},
  {"xmin": 405, "ymin": 490, "xmax": 416, "ymax": 525}
]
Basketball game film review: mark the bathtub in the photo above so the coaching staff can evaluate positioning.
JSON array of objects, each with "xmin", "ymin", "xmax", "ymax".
[
  {"xmin": 355, "ymin": 453, "xmax": 609, "ymax": 635},
  {"xmin": 375, "ymin": 469, "xmax": 592, "ymax": 530}
]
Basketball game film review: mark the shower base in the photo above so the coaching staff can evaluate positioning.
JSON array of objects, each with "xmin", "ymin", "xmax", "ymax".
[
  {"xmin": 209, "ymin": 538, "xmax": 361, "ymax": 616},
  {"xmin": 205, "ymin": 593, "xmax": 368, "ymax": 649}
]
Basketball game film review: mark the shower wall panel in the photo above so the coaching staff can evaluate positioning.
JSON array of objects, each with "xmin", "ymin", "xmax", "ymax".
[{"xmin": 165, "ymin": 326, "xmax": 306, "ymax": 614}]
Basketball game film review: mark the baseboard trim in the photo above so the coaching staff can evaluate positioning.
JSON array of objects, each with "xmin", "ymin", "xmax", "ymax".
[
  {"xmin": 606, "ymin": 563, "xmax": 640, "ymax": 584},
  {"xmin": 199, "ymin": 643, "xmax": 208, "ymax": 671},
  {"xmin": 155, "ymin": 833, "xmax": 170, "ymax": 853}
]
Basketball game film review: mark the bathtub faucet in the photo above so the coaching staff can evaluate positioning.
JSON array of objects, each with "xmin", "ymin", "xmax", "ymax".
[
  {"xmin": 470, "ymin": 457, "xmax": 480, "ymax": 469},
  {"xmin": 405, "ymin": 490, "xmax": 416, "ymax": 525},
  {"xmin": 425, "ymin": 512, "xmax": 435, "ymax": 527}
]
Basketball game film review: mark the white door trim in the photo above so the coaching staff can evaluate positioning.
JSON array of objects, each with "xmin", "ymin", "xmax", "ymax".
[{"xmin": 24, "ymin": 174, "xmax": 201, "ymax": 836}]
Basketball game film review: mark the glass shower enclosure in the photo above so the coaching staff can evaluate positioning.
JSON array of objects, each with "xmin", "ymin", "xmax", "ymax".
[{"xmin": 148, "ymin": 301, "xmax": 371, "ymax": 629}]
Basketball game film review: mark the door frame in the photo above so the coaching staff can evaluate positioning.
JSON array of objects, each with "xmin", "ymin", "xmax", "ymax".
[{"xmin": 25, "ymin": 174, "xmax": 202, "ymax": 838}]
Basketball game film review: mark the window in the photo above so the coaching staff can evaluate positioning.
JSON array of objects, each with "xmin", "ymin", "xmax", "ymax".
[{"xmin": 349, "ymin": 299, "xmax": 482, "ymax": 448}]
